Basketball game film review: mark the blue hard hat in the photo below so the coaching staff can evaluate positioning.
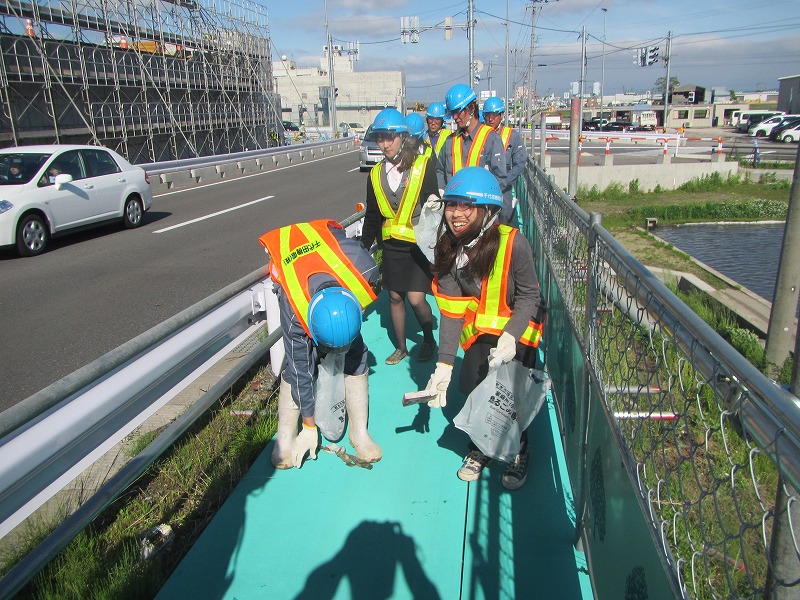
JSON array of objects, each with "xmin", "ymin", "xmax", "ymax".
[
  {"xmin": 426, "ymin": 102, "xmax": 447, "ymax": 119},
  {"xmin": 445, "ymin": 84, "xmax": 477, "ymax": 115},
  {"xmin": 483, "ymin": 96, "xmax": 505, "ymax": 114},
  {"xmin": 478, "ymin": 109, "xmax": 484, "ymax": 123},
  {"xmin": 372, "ymin": 108, "xmax": 409, "ymax": 134},
  {"xmin": 439, "ymin": 166, "xmax": 503, "ymax": 209},
  {"xmin": 307, "ymin": 286, "xmax": 363, "ymax": 353},
  {"xmin": 405, "ymin": 113, "xmax": 426, "ymax": 137}
]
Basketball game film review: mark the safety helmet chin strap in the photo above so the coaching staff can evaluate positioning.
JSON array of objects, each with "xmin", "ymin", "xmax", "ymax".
[
  {"xmin": 463, "ymin": 209, "xmax": 499, "ymax": 249},
  {"xmin": 388, "ymin": 136, "xmax": 406, "ymax": 164}
]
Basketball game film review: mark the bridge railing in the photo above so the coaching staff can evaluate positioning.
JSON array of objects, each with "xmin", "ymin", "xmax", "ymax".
[{"xmin": 519, "ymin": 161, "xmax": 800, "ymax": 598}]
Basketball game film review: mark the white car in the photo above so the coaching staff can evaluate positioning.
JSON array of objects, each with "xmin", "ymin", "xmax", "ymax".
[
  {"xmin": 749, "ymin": 114, "xmax": 800, "ymax": 138},
  {"xmin": 780, "ymin": 123, "xmax": 800, "ymax": 143},
  {"xmin": 0, "ymin": 145, "xmax": 153, "ymax": 256}
]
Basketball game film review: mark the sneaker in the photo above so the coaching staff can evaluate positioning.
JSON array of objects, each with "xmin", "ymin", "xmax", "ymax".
[
  {"xmin": 385, "ymin": 348, "xmax": 408, "ymax": 365},
  {"xmin": 457, "ymin": 450, "xmax": 491, "ymax": 482},
  {"xmin": 416, "ymin": 341, "xmax": 436, "ymax": 361},
  {"xmin": 502, "ymin": 452, "xmax": 529, "ymax": 490}
]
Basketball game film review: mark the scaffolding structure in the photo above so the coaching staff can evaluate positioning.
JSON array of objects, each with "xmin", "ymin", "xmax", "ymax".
[{"xmin": 0, "ymin": 0, "xmax": 282, "ymax": 163}]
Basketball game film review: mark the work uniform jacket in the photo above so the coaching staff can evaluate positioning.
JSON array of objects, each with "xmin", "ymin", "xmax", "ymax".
[
  {"xmin": 258, "ymin": 220, "xmax": 379, "ymax": 417},
  {"xmin": 435, "ymin": 123, "xmax": 507, "ymax": 205},
  {"xmin": 495, "ymin": 125, "xmax": 528, "ymax": 223}
]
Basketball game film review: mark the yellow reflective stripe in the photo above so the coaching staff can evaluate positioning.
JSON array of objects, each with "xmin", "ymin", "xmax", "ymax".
[
  {"xmin": 452, "ymin": 136, "xmax": 463, "ymax": 175},
  {"xmin": 434, "ymin": 129, "xmax": 451, "ymax": 154},
  {"xmin": 434, "ymin": 294, "xmax": 472, "ymax": 317},
  {"xmin": 480, "ymin": 226, "xmax": 512, "ymax": 318},
  {"xmin": 371, "ymin": 154, "xmax": 429, "ymax": 242},
  {"xmin": 292, "ymin": 223, "xmax": 375, "ymax": 310},
  {"xmin": 466, "ymin": 125, "xmax": 491, "ymax": 166},
  {"xmin": 500, "ymin": 126, "xmax": 512, "ymax": 151}
]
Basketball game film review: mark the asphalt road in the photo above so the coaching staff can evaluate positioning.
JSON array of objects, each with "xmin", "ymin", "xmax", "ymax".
[{"xmin": 0, "ymin": 149, "xmax": 367, "ymax": 412}]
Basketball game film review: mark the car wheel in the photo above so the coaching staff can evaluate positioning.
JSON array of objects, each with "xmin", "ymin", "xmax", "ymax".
[
  {"xmin": 123, "ymin": 195, "xmax": 144, "ymax": 228},
  {"xmin": 755, "ymin": 130, "xmax": 765, "ymax": 137},
  {"xmin": 16, "ymin": 213, "xmax": 49, "ymax": 257},
  {"xmin": 781, "ymin": 135, "xmax": 793, "ymax": 143}
]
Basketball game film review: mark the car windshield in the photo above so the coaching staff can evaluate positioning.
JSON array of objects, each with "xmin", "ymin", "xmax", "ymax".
[
  {"xmin": 363, "ymin": 125, "xmax": 376, "ymax": 142},
  {"xmin": 348, "ymin": 122, "xmax": 363, "ymax": 129},
  {"xmin": 0, "ymin": 153, "xmax": 50, "ymax": 185}
]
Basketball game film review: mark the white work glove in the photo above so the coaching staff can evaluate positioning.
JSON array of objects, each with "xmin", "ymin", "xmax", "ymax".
[
  {"xmin": 292, "ymin": 424, "xmax": 319, "ymax": 468},
  {"xmin": 426, "ymin": 363, "xmax": 453, "ymax": 408},
  {"xmin": 488, "ymin": 332, "xmax": 517, "ymax": 369}
]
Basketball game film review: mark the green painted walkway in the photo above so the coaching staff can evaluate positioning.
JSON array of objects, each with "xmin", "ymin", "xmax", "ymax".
[{"xmin": 157, "ymin": 292, "xmax": 592, "ymax": 599}]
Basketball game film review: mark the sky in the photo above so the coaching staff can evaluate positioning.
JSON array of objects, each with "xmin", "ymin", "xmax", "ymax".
[{"xmin": 265, "ymin": 0, "xmax": 800, "ymax": 104}]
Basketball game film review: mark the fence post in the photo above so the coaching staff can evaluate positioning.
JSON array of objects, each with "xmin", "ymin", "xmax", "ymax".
[{"xmin": 574, "ymin": 211, "xmax": 602, "ymax": 551}]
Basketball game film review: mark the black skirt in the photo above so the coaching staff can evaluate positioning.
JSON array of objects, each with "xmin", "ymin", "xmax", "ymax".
[{"xmin": 381, "ymin": 239, "xmax": 433, "ymax": 293}]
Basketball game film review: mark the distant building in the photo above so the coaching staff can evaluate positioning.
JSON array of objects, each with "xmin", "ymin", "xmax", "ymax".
[
  {"xmin": 778, "ymin": 75, "xmax": 800, "ymax": 114},
  {"xmin": 274, "ymin": 49, "xmax": 404, "ymax": 131}
]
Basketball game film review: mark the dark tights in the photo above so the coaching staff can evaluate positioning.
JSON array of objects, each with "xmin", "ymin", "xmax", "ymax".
[{"xmin": 388, "ymin": 290, "xmax": 435, "ymax": 353}]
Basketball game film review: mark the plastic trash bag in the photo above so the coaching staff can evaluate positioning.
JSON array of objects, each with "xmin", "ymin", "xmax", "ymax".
[
  {"xmin": 413, "ymin": 201, "xmax": 442, "ymax": 263},
  {"xmin": 314, "ymin": 352, "xmax": 346, "ymax": 441},
  {"xmin": 453, "ymin": 360, "xmax": 550, "ymax": 462}
]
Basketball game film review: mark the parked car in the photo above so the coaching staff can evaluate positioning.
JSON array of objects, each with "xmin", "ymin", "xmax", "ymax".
[
  {"xmin": 282, "ymin": 120, "xmax": 300, "ymax": 132},
  {"xmin": 583, "ymin": 118, "xmax": 608, "ymax": 131},
  {"xmin": 358, "ymin": 125, "xmax": 383, "ymax": 171},
  {"xmin": 744, "ymin": 112, "xmax": 783, "ymax": 133},
  {"xmin": 0, "ymin": 145, "xmax": 153, "ymax": 256},
  {"xmin": 779, "ymin": 123, "xmax": 800, "ymax": 143},
  {"xmin": 601, "ymin": 121, "xmax": 634, "ymax": 132},
  {"xmin": 341, "ymin": 122, "xmax": 367, "ymax": 136},
  {"xmin": 769, "ymin": 117, "xmax": 800, "ymax": 141},
  {"xmin": 749, "ymin": 115, "xmax": 785, "ymax": 137}
]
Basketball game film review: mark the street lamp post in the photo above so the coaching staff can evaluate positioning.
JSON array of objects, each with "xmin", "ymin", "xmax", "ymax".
[{"xmin": 601, "ymin": 8, "xmax": 607, "ymax": 119}]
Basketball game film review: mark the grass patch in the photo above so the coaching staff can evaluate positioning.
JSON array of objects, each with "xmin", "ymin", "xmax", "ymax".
[{"xmin": 5, "ymin": 364, "xmax": 279, "ymax": 599}]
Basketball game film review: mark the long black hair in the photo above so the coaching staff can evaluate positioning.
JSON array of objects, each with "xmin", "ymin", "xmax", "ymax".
[{"xmin": 432, "ymin": 207, "xmax": 501, "ymax": 281}]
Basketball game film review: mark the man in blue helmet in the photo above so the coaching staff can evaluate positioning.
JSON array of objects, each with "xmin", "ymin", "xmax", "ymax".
[
  {"xmin": 425, "ymin": 102, "xmax": 451, "ymax": 159},
  {"xmin": 483, "ymin": 96, "xmax": 527, "ymax": 225},
  {"xmin": 435, "ymin": 83, "xmax": 510, "ymax": 223},
  {"xmin": 259, "ymin": 220, "xmax": 382, "ymax": 469}
]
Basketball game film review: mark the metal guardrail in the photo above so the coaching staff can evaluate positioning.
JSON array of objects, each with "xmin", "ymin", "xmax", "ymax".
[
  {"xmin": 0, "ymin": 211, "xmax": 364, "ymax": 599},
  {"xmin": 519, "ymin": 160, "xmax": 800, "ymax": 598}
]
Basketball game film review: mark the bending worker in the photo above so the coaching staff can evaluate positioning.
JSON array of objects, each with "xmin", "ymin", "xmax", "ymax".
[{"xmin": 259, "ymin": 219, "xmax": 382, "ymax": 469}]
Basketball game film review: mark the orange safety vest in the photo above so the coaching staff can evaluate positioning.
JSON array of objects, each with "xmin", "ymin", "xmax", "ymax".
[
  {"xmin": 451, "ymin": 123, "xmax": 493, "ymax": 175},
  {"xmin": 432, "ymin": 225, "xmax": 543, "ymax": 350},
  {"xmin": 258, "ymin": 220, "xmax": 377, "ymax": 337},
  {"xmin": 369, "ymin": 153, "xmax": 430, "ymax": 242},
  {"xmin": 498, "ymin": 126, "xmax": 512, "ymax": 151},
  {"xmin": 433, "ymin": 128, "xmax": 452, "ymax": 155}
]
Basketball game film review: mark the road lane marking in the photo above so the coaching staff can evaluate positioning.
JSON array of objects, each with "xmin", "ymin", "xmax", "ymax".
[
  {"xmin": 153, "ymin": 149, "xmax": 358, "ymax": 197},
  {"xmin": 153, "ymin": 196, "xmax": 274, "ymax": 233},
  {"xmin": 347, "ymin": 166, "xmax": 361, "ymax": 172}
]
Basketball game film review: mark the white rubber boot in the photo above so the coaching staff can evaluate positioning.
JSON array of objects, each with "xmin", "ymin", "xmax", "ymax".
[
  {"xmin": 272, "ymin": 376, "xmax": 299, "ymax": 469},
  {"xmin": 344, "ymin": 373, "xmax": 382, "ymax": 462}
]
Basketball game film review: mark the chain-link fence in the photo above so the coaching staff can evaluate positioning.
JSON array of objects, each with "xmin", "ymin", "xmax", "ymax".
[{"xmin": 518, "ymin": 161, "xmax": 800, "ymax": 599}]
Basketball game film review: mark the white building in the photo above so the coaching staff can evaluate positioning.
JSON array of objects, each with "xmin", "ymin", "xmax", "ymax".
[{"xmin": 273, "ymin": 48, "xmax": 405, "ymax": 131}]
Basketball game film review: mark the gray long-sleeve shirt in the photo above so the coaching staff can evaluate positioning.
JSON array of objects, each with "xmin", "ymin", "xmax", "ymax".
[
  {"xmin": 436, "ymin": 231, "xmax": 541, "ymax": 365},
  {"xmin": 276, "ymin": 226, "xmax": 379, "ymax": 418}
]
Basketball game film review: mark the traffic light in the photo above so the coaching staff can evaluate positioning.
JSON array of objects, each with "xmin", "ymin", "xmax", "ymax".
[
  {"xmin": 334, "ymin": 87, "xmax": 339, "ymax": 98},
  {"xmin": 646, "ymin": 46, "xmax": 659, "ymax": 66}
]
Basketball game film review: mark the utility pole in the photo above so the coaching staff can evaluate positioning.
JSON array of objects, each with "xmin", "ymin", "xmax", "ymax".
[
  {"xmin": 468, "ymin": 0, "xmax": 475, "ymax": 87},
  {"xmin": 600, "ymin": 8, "xmax": 607, "ymax": 119},
  {"xmin": 525, "ymin": 2, "xmax": 538, "ymax": 131},
  {"xmin": 505, "ymin": 0, "xmax": 510, "ymax": 127},
  {"xmin": 324, "ymin": 0, "xmax": 336, "ymax": 132},
  {"xmin": 765, "ymin": 143, "xmax": 800, "ymax": 379},
  {"xmin": 663, "ymin": 30, "xmax": 672, "ymax": 132},
  {"xmin": 579, "ymin": 25, "xmax": 586, "ymax": 114}
]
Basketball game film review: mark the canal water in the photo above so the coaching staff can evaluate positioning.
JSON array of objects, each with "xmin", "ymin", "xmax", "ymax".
[{"xmin": 654, "ymin": 222, "xmax": 785, "ymax": 302}]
